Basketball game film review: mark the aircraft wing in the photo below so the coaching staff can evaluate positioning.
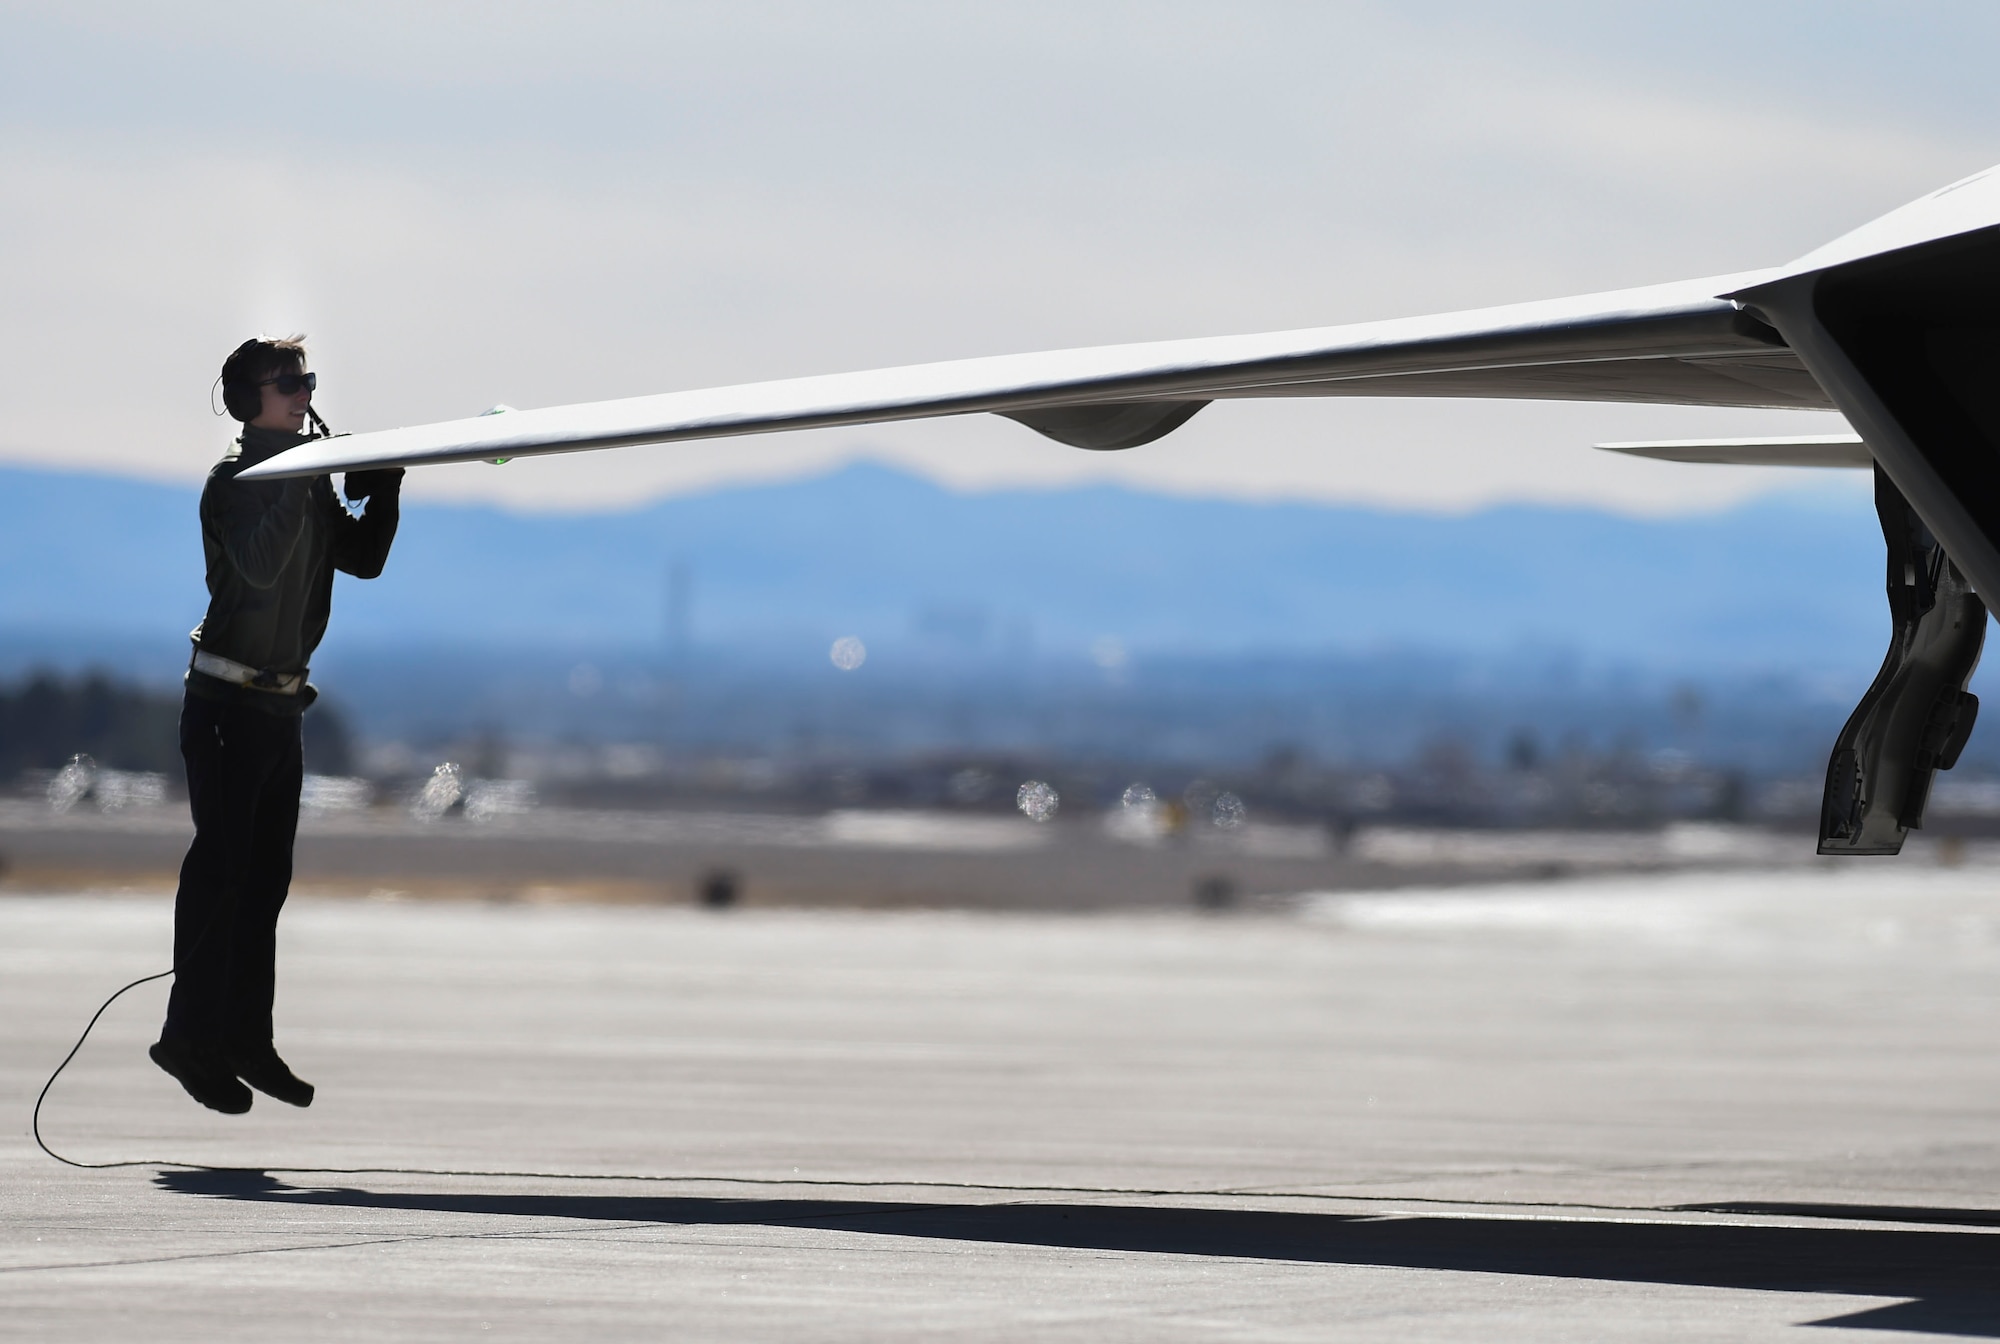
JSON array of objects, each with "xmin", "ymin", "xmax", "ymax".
[
  {"xmin": 235, "ymin": 160, "xmax": 2000, "ymax": 863},
  {"xmin": 240, "ymin": 268, "xmax": 1825, "ymax": 480}
]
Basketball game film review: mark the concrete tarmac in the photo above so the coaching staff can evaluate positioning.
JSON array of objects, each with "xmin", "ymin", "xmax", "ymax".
[{"xmin": 6, "ymin": 866, "xmax": 2000, "ymax": 1340}]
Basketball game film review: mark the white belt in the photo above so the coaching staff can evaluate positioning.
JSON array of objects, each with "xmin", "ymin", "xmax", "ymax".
[{"xmin": 190, "ymin": 649, "xmax": 306, "ymax": 695}]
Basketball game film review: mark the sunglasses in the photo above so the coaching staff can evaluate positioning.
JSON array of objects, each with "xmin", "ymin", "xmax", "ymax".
[{"xmin": 258, "ymin": 372, "xmax": 317, "ymax": 395}]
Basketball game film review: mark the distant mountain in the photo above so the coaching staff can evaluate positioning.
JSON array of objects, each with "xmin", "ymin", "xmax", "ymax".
[{"xmin": 0, "ymin": 459, "xmax": 1888, "ymax": 677}]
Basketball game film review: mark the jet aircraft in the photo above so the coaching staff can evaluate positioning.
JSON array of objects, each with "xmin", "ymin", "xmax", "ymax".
[{"xmin": 245, "ymin": 166, "xmax": 2000, "ymax": 857}]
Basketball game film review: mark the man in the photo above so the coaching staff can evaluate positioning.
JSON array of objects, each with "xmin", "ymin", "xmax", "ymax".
[{"xmin": 149, "ymin": 336, "xmax": 401, "ymax": 1114}]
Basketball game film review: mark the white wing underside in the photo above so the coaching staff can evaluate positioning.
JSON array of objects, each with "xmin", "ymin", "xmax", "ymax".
[{"xmin": 242, "ymin": 268, "xmax": 1831, "ymax": 480}]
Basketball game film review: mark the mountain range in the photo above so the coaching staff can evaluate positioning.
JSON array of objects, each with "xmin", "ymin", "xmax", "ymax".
[{"xmin": 0, "ymin": 459, "xmax": 1893, "ymax": 679}]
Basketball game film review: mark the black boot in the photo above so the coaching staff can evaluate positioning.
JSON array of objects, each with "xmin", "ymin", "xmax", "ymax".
[
  {"xmin": 225, "ymin": 1042, "xmax": 314, "ymax": 1107},
  {"xmin": 149, "ymin": 1036, "xmax": 253, "ymax": 1114}
]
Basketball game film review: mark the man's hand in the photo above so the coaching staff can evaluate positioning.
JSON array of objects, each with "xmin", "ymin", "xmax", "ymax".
[{"xmin": 341, "ymin": 468, "xmax": 405, "ymax": 503}]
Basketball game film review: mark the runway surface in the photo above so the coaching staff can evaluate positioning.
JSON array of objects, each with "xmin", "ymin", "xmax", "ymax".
[{"xmin": 6, "ymin": 865, "xmax": 2000, "ymax": 1340}]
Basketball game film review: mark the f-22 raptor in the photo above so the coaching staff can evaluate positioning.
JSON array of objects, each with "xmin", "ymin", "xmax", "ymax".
[{"xmin": 247, "ymin": 166, "xmax": 2000, "ymax": 857}]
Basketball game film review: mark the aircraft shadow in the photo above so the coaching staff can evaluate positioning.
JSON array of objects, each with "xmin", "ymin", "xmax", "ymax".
[
  {"xmin": 157, "ymin": 1170, "xmax": 2000, "ymax": 1336},
  {"xmin": 1679, "ymin": 1201, "xmax": 2000, "ymax": 1230}
]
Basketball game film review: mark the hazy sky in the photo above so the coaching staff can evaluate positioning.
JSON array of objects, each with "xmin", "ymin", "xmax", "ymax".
[{"xmin": 0, "ymin": 2, "xmax": 1992, "ymax": 514}]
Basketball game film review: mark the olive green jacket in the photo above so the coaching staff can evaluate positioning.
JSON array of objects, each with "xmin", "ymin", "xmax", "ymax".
[{"xmin": 187, "ymin": 426, "xmax": 400, "ymax": 713}]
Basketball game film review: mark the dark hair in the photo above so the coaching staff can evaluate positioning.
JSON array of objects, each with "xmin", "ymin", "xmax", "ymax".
[{"xmin": 218, "ymin": 335, "xmax": 308, "ymax": 423}]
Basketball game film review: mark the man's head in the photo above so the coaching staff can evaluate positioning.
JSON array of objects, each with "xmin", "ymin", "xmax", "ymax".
[{"xmin": 219, "ymin": 336, "xmax": 314, "ymax": 432}]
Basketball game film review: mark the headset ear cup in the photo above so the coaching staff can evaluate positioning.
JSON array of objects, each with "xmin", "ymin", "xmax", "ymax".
[{"xmin": 221, "ymin": 380, "xmax": 258, "ymax": 422}]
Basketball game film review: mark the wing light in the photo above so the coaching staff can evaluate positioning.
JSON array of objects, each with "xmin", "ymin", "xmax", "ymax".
[{"xmin": 480, "ymin": 404, "xmax": 515, "ymax": 464}]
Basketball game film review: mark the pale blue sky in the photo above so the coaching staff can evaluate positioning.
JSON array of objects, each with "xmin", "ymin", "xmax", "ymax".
[{"xmin": 0, "ymin": 2, "xmax": 1990, "ymax": 513}]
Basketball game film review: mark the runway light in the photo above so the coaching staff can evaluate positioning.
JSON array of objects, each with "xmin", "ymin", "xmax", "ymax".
[
  {"xmin": 1107, "ymin": 782, "xmax": 1169, "ymax": 843},
  {"xmin": 1017, "ymin": 780, "xmax": 1059, "ymax": 822},
  {"xmin": 412, "ymin": 762, "xmax": 463, "ymax": 820},
  {"xmin": 46, "ymin": 754, "xmax": 96, "ymax": 813},
  {"xmin": 830, "ymin": 636, "xmax": 867, "ymax": 671}
]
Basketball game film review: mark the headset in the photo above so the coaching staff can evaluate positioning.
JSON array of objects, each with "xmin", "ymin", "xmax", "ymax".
[
  {"xmin": 212, "ymin": 336, "xmax": 397, "ymax": 501},
  {"xmin": 213, "ymin": 337, "xmax": 333, "ymax": 439}
]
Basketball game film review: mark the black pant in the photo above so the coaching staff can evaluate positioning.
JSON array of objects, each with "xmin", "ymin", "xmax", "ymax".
[{"xmin": 163, "ymin": 691, "xmax": 303, "ymax": 1048}]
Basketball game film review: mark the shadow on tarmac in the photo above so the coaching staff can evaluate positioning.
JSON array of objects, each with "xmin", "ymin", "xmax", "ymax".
[
  {"xmin": 157, "ymin": 1169, "xmax": 2000, "ymax": 1336},
  {"xmin": 1680, "ymin": 1201, "xmax": 2000, "ymax": 1230}
]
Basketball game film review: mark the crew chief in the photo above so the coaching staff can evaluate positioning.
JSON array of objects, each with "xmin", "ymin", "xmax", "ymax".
[{"xmin": 149, "ymin": 336, "xmax": 402, "ymax": 1114}]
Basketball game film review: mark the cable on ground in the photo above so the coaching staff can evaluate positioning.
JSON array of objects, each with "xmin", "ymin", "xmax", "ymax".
[{"xmin": 33, "ymin": 968, "xmax": 176, "ymax": 1169}]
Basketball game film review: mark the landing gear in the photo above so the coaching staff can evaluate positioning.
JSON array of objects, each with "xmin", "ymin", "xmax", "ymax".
[{"xmin": 1819, "ymin": 468, "xmax": 1985, "ymax": 855}]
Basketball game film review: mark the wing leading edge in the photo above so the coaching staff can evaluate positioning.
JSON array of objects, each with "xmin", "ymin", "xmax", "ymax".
[{"xmin": 241, "ymin": 269, "xmax": 1823, "ymax": 480}]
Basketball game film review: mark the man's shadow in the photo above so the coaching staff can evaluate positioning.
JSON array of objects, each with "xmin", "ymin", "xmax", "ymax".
[{"xmin": 157, "ymin": 1169, "xmax": 2000, "ymax": 1336}]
